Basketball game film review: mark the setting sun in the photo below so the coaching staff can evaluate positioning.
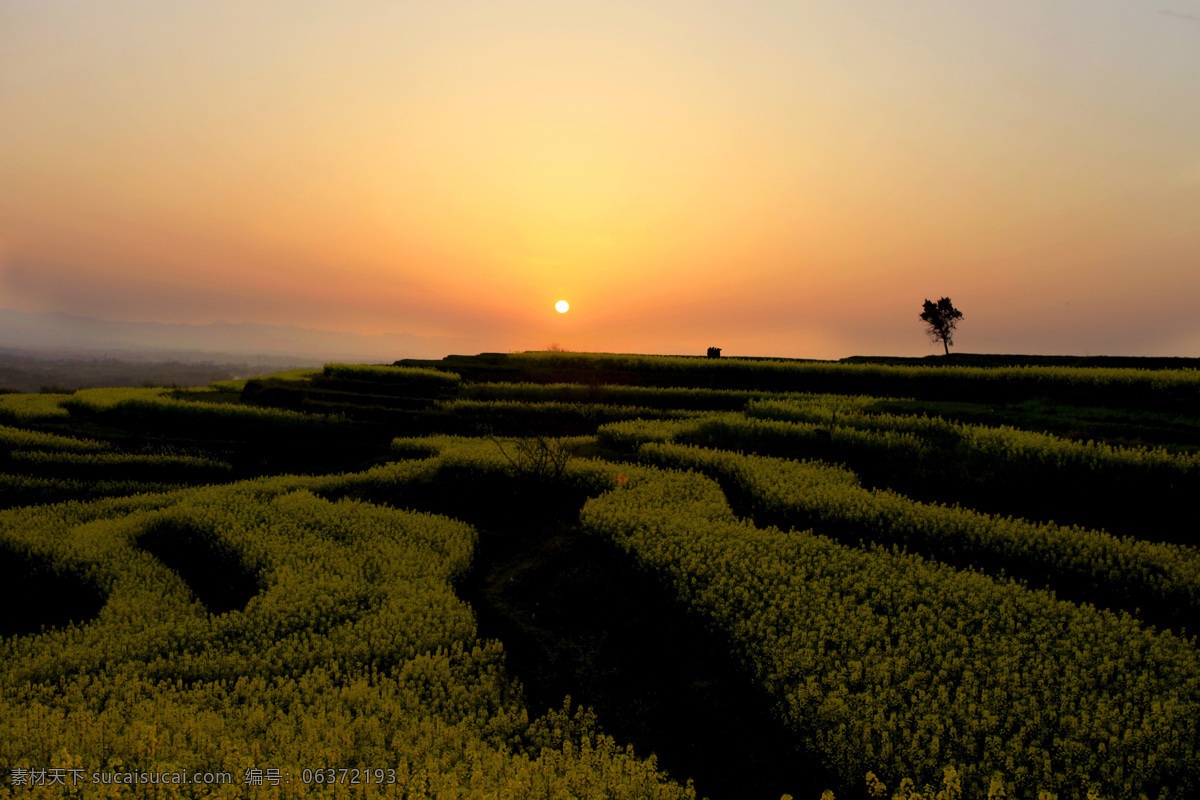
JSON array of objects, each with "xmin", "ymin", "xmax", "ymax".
[{"xmin": 555, "ymin": 300, "xmax": 570, "ymax": 314}]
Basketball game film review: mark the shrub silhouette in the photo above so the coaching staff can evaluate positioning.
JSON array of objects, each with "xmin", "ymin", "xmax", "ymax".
[{"xmin": 488, "ymin": 433, "xmax": 572, "ymax": 481}]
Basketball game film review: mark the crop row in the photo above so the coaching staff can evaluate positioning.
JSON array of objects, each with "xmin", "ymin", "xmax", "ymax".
[
  {"xmin": 322, "ymin": 362, "xmax": 462, "ymax": 389},
  {"xmin": 0, "ymin": 473, "xmax": 182, "ymax": 510},
  {"xmin": 634, "ymin": 439, "xmax": 1200, "ymax": 631},
  {"xmin": 746, "ymin": 396, "xmax": 1200, "ymax": 478},
  {"xmin": 0, "ymin": 424, "xmax": 108, "ymax": 454},
  {"xmin": 60, "ymin": 388, "xmax": 354, "ymax": 442},
  {"xmin": 599, "ymin": 412, "xmax": 1197, "ymax": 544},
  {"xmin": 0, "ymin": 393, "xmax": 71, "ymax": 423},
  {"xmin": 3, "ymin": 449, "xmax": 233, "ymax": 482},
  {"xmin": 506, "ymin": 351, "xmax": 1200, "ymax": 409},
  {"xmin": 439, "ymin": 399, "xmax": 699, "ymax": 432},
  {"xmin": 64, "ymin": 387, "xmax": 339, "ymax": 422},
  {"xmin": 461, "ymin": 381, "xmax": 788, "ymax": 411}
]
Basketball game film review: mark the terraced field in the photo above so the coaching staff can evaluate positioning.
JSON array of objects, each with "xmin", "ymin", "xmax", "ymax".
[{"xmin": 1, "ymin": 353, "xmax": 1197, "ymax": 799}]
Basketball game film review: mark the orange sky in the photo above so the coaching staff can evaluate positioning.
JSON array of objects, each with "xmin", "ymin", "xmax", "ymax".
[{"xmin": 2, "ymin": 1, "xmax": 1198, "ymax": 358}]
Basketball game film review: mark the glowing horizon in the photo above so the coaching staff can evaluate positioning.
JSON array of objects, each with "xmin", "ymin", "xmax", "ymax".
[{"xmin": 2, "ymin": 1, "xmax": 1198, "ymax": 359}]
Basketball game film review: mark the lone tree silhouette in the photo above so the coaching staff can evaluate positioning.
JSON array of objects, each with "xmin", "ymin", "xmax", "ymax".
[{"xmin": 920, "ymin": 297, "xmax": 964, "ymax": 355}]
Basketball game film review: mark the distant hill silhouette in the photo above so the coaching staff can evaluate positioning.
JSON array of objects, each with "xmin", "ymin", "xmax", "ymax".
[{"xmin": 0, "ymin": 308, "xmax": 479, "ymax": 363}]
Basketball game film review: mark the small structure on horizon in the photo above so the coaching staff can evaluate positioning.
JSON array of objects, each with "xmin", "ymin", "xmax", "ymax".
[{"xmin": 707, "ymin": 347, "xmax": 722, "ymax": 359}]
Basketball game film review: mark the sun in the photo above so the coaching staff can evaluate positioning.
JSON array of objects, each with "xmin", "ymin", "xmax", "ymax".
[{"xmin": 555, "ymin": 300, "xmax": 569, "ymax": 313}]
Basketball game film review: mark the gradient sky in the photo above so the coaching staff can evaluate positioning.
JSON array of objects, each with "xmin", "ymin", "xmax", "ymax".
[{"xmin": 2, "ymin": 1, "xmax": 1198, "ymax": 358}]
